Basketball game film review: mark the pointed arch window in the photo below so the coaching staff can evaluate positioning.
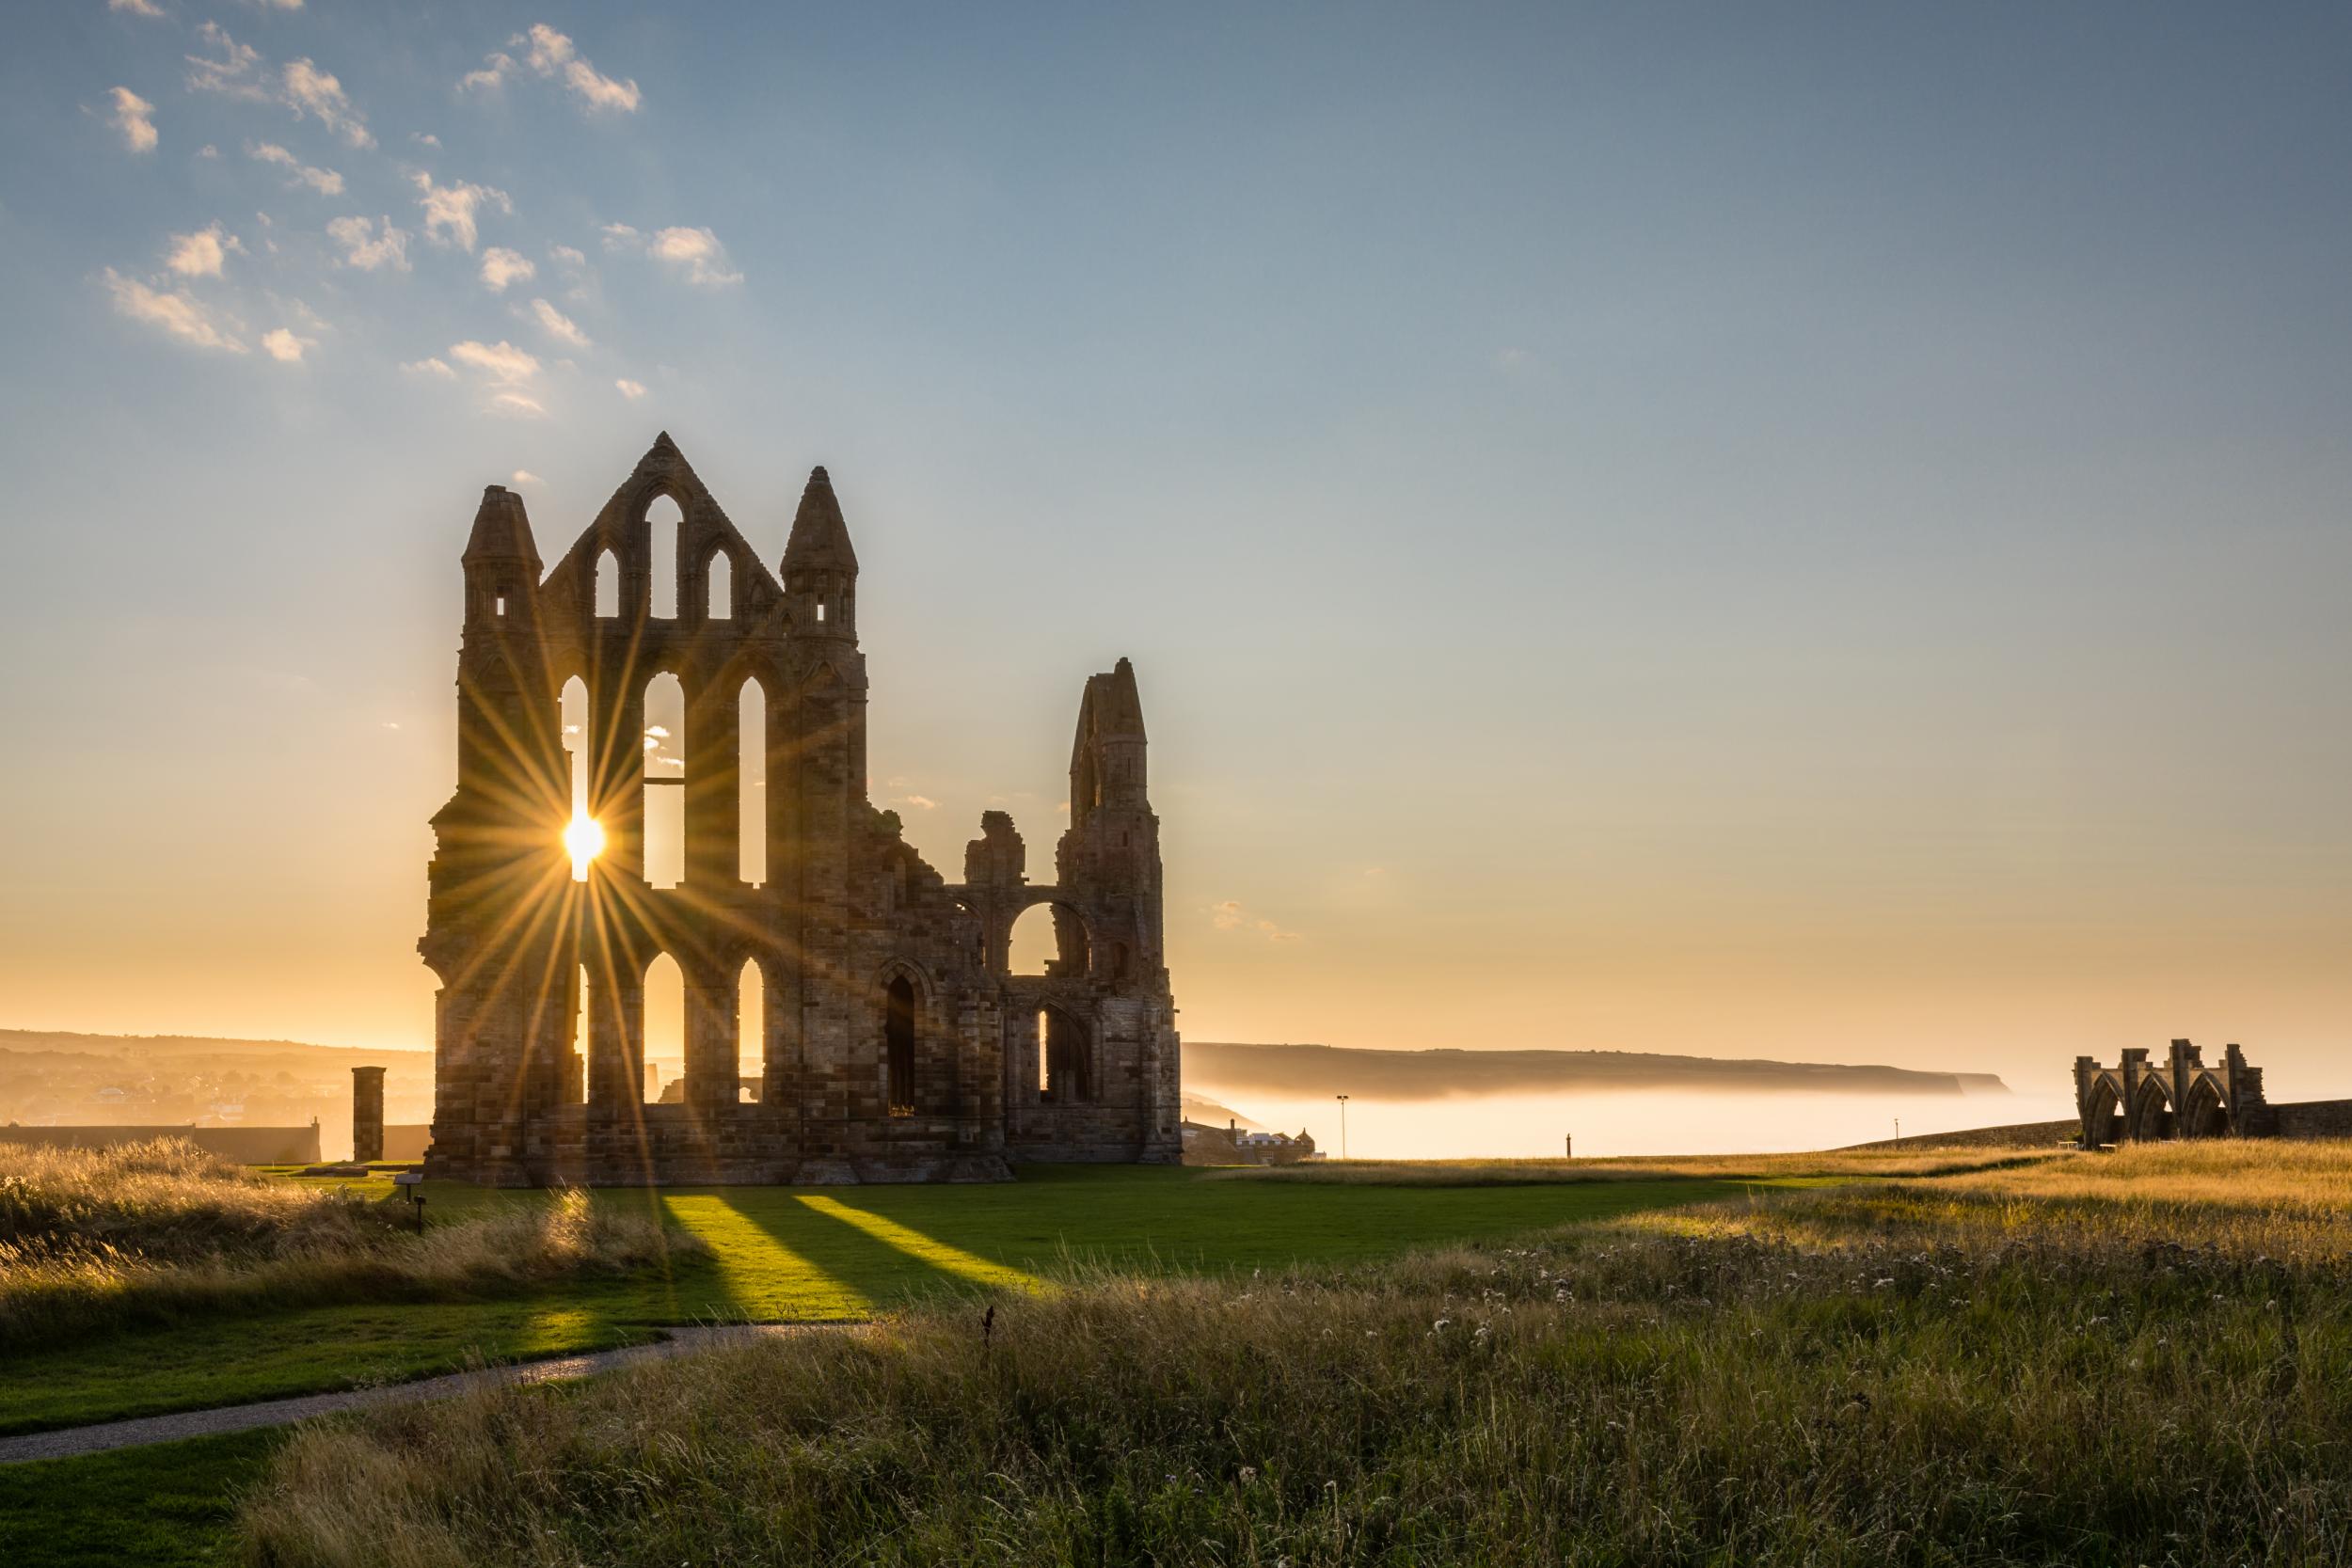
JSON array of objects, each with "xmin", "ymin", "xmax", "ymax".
[
  {"xmin": 643, "ymin": 673, "xmax": 685, "ymax": 888},
  {"xmin": 644, "ymin": 953, "xmax": 683, "ymax": 1104},
  {"xmin": 595, "ymin": 549, "xmax": 621, "ymax": 618},
  {"xmin": 648, "ymin": 495, "xmax": 681, "ymax": 619},
  {"xmin": 737, "ymin": 959, "xmax": 764, "ymax": 1103},
  {"xmin": 707, "ymin": 552, "xmax": 734, "ymax": 621},
  {"xmin": 739, "ymin": 677, "xmax": 765, "ymax": 884}
]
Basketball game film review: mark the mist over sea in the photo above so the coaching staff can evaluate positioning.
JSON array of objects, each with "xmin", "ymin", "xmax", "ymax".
[{"xmin": 1198, "ymin": 1087, "xmax": 2080, "ymax": 1161}]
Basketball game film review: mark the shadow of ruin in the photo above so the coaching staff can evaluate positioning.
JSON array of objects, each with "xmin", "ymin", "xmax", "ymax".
[{"xmin": 419, "ymin": 435, "xmax": 1181, "ymax": 1185}]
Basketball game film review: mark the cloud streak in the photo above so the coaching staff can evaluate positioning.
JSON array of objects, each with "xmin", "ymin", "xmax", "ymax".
[
  {"xmin": 247, "ymin": 141, "xmax": 342, "ymax": 196},
  {"xmin": 528, "ymin": 297, "xmax": 590, "ymax": 347},
  {"xmin": 109, "ymin": 87, "xmax": 158, "ymax": 153},
  {"xmin": 103, "ymin": 269, "xmax": 246, "ymax": 353},
  {"xmin": 464, "ymin": 24, "xmax": 642, "ymax": 113}
]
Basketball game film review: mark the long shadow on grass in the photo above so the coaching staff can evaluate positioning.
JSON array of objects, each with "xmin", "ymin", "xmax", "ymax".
[{"xmin": 677, "ymin": 1191, "xmax": 1028, "ymax": 1322}]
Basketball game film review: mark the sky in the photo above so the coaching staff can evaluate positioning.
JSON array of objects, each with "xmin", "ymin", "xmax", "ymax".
[{"xmin": 2, "ymin": 3, "xmax": 2350, "ymax": 1101}]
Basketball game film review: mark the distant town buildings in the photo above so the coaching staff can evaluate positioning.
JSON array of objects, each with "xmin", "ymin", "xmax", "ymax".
[{"xmin": 1180, "ymin": 1118, "xmax": 1320, "ymax": 1165}]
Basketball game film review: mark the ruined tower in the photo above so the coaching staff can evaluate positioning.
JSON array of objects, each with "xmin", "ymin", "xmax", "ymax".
[{"xmin": 419, "ymin": 436, "xmax": 1183, "ymax": 1184}]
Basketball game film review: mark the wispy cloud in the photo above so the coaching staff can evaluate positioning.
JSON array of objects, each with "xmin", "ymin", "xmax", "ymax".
[
  {"xmin": 261, "ymin": 325, "xmax": 313, "ymax": 362},
  {"xmin": 450, "ymin": 339, "xmax": 540, "ymax": 384},
  {"xmin": 187, "ymin": 25, "xmax": 372, "ymax": 148},
  {"xmin": 528, "ymin": 297, "xmax": 589, "ymax": 347},
  {"xmin": 1209, "ymin": 899, "xmax": 1301, "ymax": 942},
  {"xmin": 510, "ymin": 469, "xmax": 541, "ymax": 486},
  {"xmin": 282, "ymin": 57, "xmax": 371, "ymax": 148},
  {"xmin": 606, "ymin": 223, "xmax": 742, "ymax": 287},
  {"xmin": 549, "ymin": 244, "xmax": 586, "ymax": 269},
  {"xmin": 648, "ymin": 226, "xmax": 741, "ymax": 287},
  {"xmin": 186, "ymin": 24, "xmax": 268, "ymax": 102},
  {"xmin": 326, "ymin": 214, "xmax": 410, "ymax": 272},
  {"xmin": 246, "ymin": 141, "xmax": 342, "ymax": 196},
  {"xmin": 110, "ymin": 0, "xmax": 167, "ymax": 17},
  {"xmin": 479, "ymin": 246, "xmax": 534, "ymax": 291},
  {"xmin": 411, "ymin": 171, "xmax": 510, "ymax": 252},
  {"xmin": 103, "ymin": 269, "xmax": 246, "ymax": 353},
  {"xmin": 464, "ymin": 24, "xmax": 641, "ymax": 113},
  {"xmin": 614, "ymin": 377, "xmax": 646, "ymax": 400},
  {"xmin": 165, "ymin": 221, "xmax": 239, "ymax": 277},
  {"xmin": 108, "ymin": 87, "xmax": 158, "ymax": 153},
  {"xmin": 448, "ymin": 338, "xmax": 546, "ymax": 416},
  {"xmin": 399, "ymin": 356, "xmax": 454, "ymax": 378}
]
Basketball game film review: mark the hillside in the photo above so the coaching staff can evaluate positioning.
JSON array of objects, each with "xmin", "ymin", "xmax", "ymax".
[
  {"xmin": 1184, "ymin": 1041, "xmax": 2010, "ymax": 1101},
  {"xmin": 0, "ymin": 1030, "xmax": 432, "ymax": 1154}
]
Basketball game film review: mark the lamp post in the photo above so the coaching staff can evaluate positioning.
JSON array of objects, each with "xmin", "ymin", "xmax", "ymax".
[
  {"xmin": 1894, "ymin": 1117, "xmax": 1901, "ymax": 1147},
  {"xmin": 1336, "ymin": 1094, "xmax": 1350, "ymax": 1161}
]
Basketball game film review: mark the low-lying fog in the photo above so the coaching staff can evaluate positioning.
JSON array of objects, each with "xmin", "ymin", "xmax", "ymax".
[{"xmin": 1201, "ymin": 1088, "xmax": 2082, "ymax": 1160}]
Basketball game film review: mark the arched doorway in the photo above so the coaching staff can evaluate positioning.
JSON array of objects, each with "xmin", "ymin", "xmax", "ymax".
[{"xmin": 885, "ymin": 975, "xmax": 917, "ymax": 1117}]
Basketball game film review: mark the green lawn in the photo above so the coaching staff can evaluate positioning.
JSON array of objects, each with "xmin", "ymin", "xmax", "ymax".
[{"xmin": 0, "ymin": 1430, "xmax": 280, "ymax": 1567}]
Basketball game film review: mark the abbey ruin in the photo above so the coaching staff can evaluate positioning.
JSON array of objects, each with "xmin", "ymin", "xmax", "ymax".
[
  {"xmin": 420, "ymin": 435, "xmax": 1181, "ymax": 1184},
  {"xmin": 2074, "ymin": 1040, "xmax": 2270, "ymax": 1147}
]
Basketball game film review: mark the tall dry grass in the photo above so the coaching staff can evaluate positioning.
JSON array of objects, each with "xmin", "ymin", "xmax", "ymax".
[
  {"xmin": 241, "ymin": 1140, "xmax": 2352, "ymax": 1567},
  {"xmin": 0, "ymin": 1139, "xmax": 693, "ymax": 1349}
]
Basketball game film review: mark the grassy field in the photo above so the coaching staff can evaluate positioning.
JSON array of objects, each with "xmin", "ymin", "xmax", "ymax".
[
  {"xmin": 224, "ymin": 1141, "xmax": 2352, "ymax": 1567},
  {"xmin": 0, "ymin": 1162, "xmax": 1802, "ymax": 1434},
  {"xmin": 0, "ymin": 1156, "xmax": 1800, "ymax": 1565}
]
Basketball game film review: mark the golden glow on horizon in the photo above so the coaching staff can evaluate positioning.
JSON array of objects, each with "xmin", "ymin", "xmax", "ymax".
[{"xmin": 564, "ymin": 813, "xmax": 606, "ymax": 881}]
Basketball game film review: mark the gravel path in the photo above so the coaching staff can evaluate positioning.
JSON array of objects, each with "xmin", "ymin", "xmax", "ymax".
[{"xmin": 0, "ymin": 1323, "xmax": 851, "ymax": 1465}]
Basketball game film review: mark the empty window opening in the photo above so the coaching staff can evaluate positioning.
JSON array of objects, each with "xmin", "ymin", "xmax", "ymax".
[
  {"xmin": 739, "ymin": 677, "xmax": 766, "ymax": 884},
  {"xmin": 562, "ymin": 964, "xmax": 588, "ymax": 1104},
  {"xmin": 643, "ymin": 673, "xmax": 685, "ymax": 888},
  {"xmin": 707, "ymin": 552, "xmax": 733, "ymax": 620},
  {"xmin": 495, "ymin": 594, "xmax": 507, "ymax": 617},
  {"xmin": 885, "ymin": 975, "xmax": 916, "ymax": 1117},
  {"xmin": 560, "ymin": 677, "xmax": 592, "ymax": 880},
  {"xmin": 816, "ymin": 599, "xmax": 827, "ymax": 624},
  {"xmin": 648, "ymin": 495, "xmax": 682, "ymax": 619},
  {"xmin": 1039, "ymin": 1005, "xmax": 1091, "ymax": 1103},
  {"xmin": 737, "ymin": 958, "xmax": 763, "ymax": 1103},
  {"xmin": 643, "ymin": 954, "xmax": 683, "ymax": 1104},
  {"xmin": 595, "ymin": 548, "xmax": 621, "ymax": 618},
  {"xmin": 1007, "ymin": 902, "xmax": 1078, "ymax": 976}
]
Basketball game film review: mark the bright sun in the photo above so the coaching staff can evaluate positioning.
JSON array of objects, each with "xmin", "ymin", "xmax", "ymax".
[{"xmin": 564, "ymin": 813, "xmax": 607, "ymax": 879}]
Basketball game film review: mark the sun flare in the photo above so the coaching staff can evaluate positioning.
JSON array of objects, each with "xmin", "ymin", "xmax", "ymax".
[{"xmin": 564, "ymin": 813, "xmax": 607, "ymax": 880}]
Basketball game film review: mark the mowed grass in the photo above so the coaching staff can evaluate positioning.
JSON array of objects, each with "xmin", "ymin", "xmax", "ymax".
[
  {"xmin": 0, "ymin": 1163, "xmax": 1770, "ymax": 1433},
  {"xmin": 0, "ymin": 1430, "xmax": 279, "ymax": 1568},
  {"xmin": 241, "ymin": 1140, "xmax": 2352, "ymax": 1568}
]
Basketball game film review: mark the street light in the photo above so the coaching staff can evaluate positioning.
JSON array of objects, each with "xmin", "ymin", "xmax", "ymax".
[{"xmin": 1335, "ymin": 1094, "xmax": 1350, "ymax": 1161}]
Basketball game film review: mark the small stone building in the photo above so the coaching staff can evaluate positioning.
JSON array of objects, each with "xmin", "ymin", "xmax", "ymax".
[
  {"xmin": 420, "ymin": 436, "xmax": 1182, "ymax": 1184},
  {"xmin": 2074, "ymin": 1040, "xmax": 2271, "ymax": 1148}
]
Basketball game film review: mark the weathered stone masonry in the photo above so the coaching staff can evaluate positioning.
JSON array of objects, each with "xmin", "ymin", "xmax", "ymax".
[
  {"xmin": 2074, "ymin": 1040, "xmax": 2271, "ymax": 1148},
  {"xmin": 420, "ymin": 435, "xmax": 1182, "ymax": 1184}
]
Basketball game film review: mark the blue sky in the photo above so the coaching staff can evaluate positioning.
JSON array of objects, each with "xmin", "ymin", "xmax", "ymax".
[{"xmin": 3, "ymin": 3, "xmax": 2350, "ymax": 1092}]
